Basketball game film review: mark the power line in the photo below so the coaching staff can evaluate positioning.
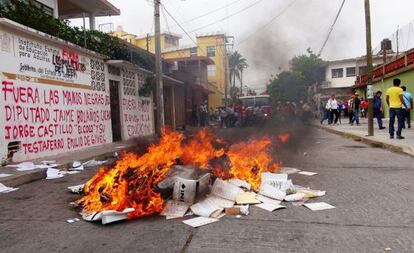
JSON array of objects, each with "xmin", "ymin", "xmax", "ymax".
[
  {"xmin": 188, "ymin": 0, "xmax": 266, "ymax": 33},
  {"xmin": 168, "ymin": 0, "xmax": 244, "ymax": 29},
  {"xmin": 318, "ymin": 0, "xmax": 346, "ymax": 56},
  {"xmin": 237, "ymin": 0, "xmax": 297, "ymax": 46}
]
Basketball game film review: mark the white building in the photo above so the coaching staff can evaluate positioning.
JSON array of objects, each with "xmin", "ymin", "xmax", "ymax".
[{"xmin": 324, "ymin": 55, "xmax": 396, "ymax": 89}]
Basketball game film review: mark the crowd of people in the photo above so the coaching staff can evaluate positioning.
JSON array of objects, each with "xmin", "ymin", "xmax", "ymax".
[{"xmin": 319, "ymin": 78, "xmax": 413, "ymax": 139}]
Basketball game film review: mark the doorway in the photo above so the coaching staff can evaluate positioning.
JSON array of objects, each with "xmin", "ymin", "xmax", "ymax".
[{"xmin": 109, "ymin": 80, "xmax": 122, "ymax": 142}]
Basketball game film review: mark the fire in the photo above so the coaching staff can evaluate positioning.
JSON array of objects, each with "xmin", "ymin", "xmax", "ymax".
[{"xmin": 77, "ymin": 129, "xmax": 283, "ymax": 219}]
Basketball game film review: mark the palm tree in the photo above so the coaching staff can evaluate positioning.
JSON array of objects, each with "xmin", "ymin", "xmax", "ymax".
[{"xmin": 229, "ymin": 51, "xmax": 248, "ymax": 96}]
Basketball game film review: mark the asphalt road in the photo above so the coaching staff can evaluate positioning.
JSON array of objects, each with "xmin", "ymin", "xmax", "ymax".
[{"xmin": 1, "ymin": 127, "xmax": 414, "ymax": 253}]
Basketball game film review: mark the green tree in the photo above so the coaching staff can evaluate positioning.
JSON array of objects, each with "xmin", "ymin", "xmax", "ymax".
[
  {"xmin": 267, "ymin": 71, "xmax": 305, "ymax": 102},
  {"xmin": 290, "ymin": 48, "xmax": 326, "ymax": 86},
  {"xmin": 229, "ymin": 51, "xmax": 248, "ymax": 92}
]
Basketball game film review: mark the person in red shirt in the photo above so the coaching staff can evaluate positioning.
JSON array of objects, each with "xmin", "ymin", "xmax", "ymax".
[{"xmin": 361, "ymin": 99, "xmax": 369, "ymax": 118}]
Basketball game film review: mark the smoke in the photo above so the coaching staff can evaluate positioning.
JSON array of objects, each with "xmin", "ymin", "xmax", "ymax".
[{"xmin": 238, "ymin": 0, "xmax": 354, "ymax": 84}]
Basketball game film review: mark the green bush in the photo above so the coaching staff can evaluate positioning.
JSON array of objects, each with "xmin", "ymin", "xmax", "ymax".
[{"xmin": 0, "ymin": 0, "xmax": 154, "ymax": 71}]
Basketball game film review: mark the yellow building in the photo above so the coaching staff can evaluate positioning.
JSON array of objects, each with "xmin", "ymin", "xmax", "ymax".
[
  {"xmin": 111, "ymin": 28, "xmax": 227, "ymax": 108},
  {"xmin": 162, "ymin": 34, "xmax": 227, "ymax": 109}
]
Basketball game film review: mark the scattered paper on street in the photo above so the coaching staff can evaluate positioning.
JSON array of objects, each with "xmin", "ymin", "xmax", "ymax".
[
  {"xmin": 16, "ymin": 162, "xmax": 36, "ymax": 171},
  {"xmin": 68, "ymin": 184, "xmax": 85, "ymax": 194},
  {"xmin": 259, "ymin": 183, "xmax": 286, "ymax": 200},
  {"xmin": 83, "ymin": 159, "xmax": 107, "ymax": 168},
  {"xmin": 211, "ymin": 179, "xmax": 243, "ymax": 201},
  {"xmin": 255, "ymin": 194, "xmax": 281, "ymax": 205},
  {"xmin": 61, "ymin": 171, "xmax": 81, "ymax": 175},
  {"xmin": 0, "ymin": 183, "xmax": 18, "ymax": 193},
  {"xmin": 235, "ymin": 192, "xmax": 260, "ymax": 205},
  {"xmin": 41, "ymin": 160, "xmax": 56, "ymax": 165},
  {"xmin": 182, "ymin": 217, "xmax": 219, "ymax": 228},
  {"xmin": 66, "ymin": 218, "xmax": 80, "ymax": 224},
  {"xmin": 304, "ymin": 202, "xmax": 336, "ymax": 211},
  {"xmin": 228, "ymin": 179, "xmax": 252, "ymax": 190},
  {"xmin": 161, "ymin": 200, "xmax": 189, "ymax": 218},
  {"xmin": 46, "ymin": 168, "xmax": 64, "ymax": 179},
  {"xmin": 190, "ymin": 197, "xmax": 224, "ymax": 217},
  {"xmin": 298, "ymin": 171, "xmax": 318, "ymax": 176},
  {"xmin": 82, "ymin": 208, "xmax": 135, "ymax": 224},
  {"xmin": 284, "ymin": 193, "xmax": 306, "ymax": 202},
  {"xmin": 0, "ymin": 173, "xmax": 12, "ymax": 178},
  {"xmin": 256, "ymin": 202, "xmax": 286, "ymax": 212},
  {"xmin": 261, "ymin": 172, "xmax": 293, "ymax": 192},
  {"xmin": 280, "ymin": 167, "xmax": 301, "ymax": 174}
]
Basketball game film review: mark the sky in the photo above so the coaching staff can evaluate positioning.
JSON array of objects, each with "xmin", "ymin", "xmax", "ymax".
[{"xmin": 71, "ymin": 0, "xmax": 414, "ymax": 92}]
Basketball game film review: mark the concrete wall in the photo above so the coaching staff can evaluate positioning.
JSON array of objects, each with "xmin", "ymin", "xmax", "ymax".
[
  {"xmin": 356, "ymin": 69, "xmax": 414, "ymax": 118},
  {"xmin": 0, "ymin": 23, "xmax": 112, "ymax": 162},
  {"xmin": 119, "ymin": 67, "xmax": 154, "ymax": 140},
  {"xmin": 325, "ymin": 60, "xmax": 357, "ymax": 88}
]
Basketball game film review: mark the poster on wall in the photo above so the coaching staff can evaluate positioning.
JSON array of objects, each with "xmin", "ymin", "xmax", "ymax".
[{"xmin": 0, "ymin": 27, "xmax": 112, "ymax": 161}]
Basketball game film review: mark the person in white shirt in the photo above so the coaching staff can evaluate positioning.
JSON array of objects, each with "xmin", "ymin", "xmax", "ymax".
[{"xmin": 326, "ymin": 94, "xmax": 339, "ymax": 125}]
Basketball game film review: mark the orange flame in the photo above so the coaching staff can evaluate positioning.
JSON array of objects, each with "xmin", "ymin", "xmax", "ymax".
[
  {"xmin": 278, "ymin": 134, "xmax": 290, "ymax": 143},
  {"xmin": 77, "ymin": 129, "xmax": 282, "ymax": 219}
]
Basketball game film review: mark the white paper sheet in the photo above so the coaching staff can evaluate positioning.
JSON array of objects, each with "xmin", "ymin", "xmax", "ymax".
[
  {"xmin": 16, "ymin": 162, "xmax": 36, "ymax": 171},
  {"xmin": 83, "ymin": 160, "xmax": 107, "ymax": 168},
  {"xmin": 284, "ymin": 193, "xmax": 306, "ymax": 202},
  {"xmin": 61, "ymin": 171, "xmax": 81, "ymax": 175},
  {"xmin": 0, "ymin": 183, "xmax": 18, "ymax": 193},
  {"xmin": 259, "ymin": 184, "xmax": 286, "ymax": 200},
  {"xmin": 298, "ymin": 171, "xmax": 318, "ymax": 176},
  {"xmin": 46, "ymin": 168, "xmax": 64, "ymax": 179},
  {"xmin": 182, "ymin": 217, "xmax": 219, "ymax": 228},
  {"xmin": 70, "ymin": 165, "xmax": 84, "ymax": 171},
  {"xmin": 205, "ymin": 195, "xmax": 235, "ymax": 208},
  {"xmin": 0, "ymin": 173, "xmax": 12, "ymax": 178},
  {"xmin": 261, "ymin": 172, "xmax": 293, "ymax": 192},
  {"xmin": 161, "ymin": 200, "xmax": 190, "ymax": 218},
  {"xmin": 280, "ymin": 167, "xmax": 301, "ymax": 174},
  {"xmin": 211, "ymin": 179, "xmax": 243, "ymax": 201},
  {"xmin": 304, "ymin": 202, "xmax": 336, "ymax": 211},
  {"xmin": 228, "ymin": 179, "xmax": 252, "ymax": 190},
  {"xmin": 256, "ymin": 203, "xmax": 286, "ymax": 212},
  {"xmin": 190, "ymin": 198, "xmax": 224, "ymax": 217},
  {"xmin": 68, "ymin": 184, "xmax": 85, "ymax": 194},
  {"xmin": 255, "ymin": 194, "xmax": 281, "ymax": 206},
  {"xmin": 41, "ymin": 160, "xmax": 57, "ymax": 165},
  {"xmin": 82, "ymin": 208, "xmax": 135, "ymax": 223},
  {"xmin": 235, "ymin": 192, "xmax": 261, "ymax": 205}
]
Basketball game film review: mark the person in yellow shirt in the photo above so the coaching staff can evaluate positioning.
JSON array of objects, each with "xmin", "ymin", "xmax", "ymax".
[{"xmin": 386, "ymin": 78, "xmax": 408, "ymax": 139}]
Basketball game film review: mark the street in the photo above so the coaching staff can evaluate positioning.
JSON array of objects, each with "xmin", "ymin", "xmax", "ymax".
[{"xmin": 1, "ymin": 127, "xmax": 414, "ymax": 253}]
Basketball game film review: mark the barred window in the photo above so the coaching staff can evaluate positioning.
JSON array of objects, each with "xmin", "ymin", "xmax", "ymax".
[
  {"xmin": 122, "ymin": 68, "xmax": 137, "ymax": 96},
  {"xmin": 90, "ymin": 59, "xmax": 106, "ymax": 91}
]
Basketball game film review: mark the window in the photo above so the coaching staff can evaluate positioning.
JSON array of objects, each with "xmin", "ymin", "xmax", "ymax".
[
  {"xmin": 207, "ymin": 65, "xmax": 216, "ymax": 76},
  {"xmin": 359, "ymin": 66, "xmax": 368, "ymax": 75},
  {"xmin": 190, "ymin": 47, "xmax": 197, "ymax": 56},
  {"xmin": 331, "ymin": 68, "xmax": 343, "ymax": 78},
  {"xmin": 206, "ymin": 46, "xmax": 216, "ymax": 57},
  {"xmin": 346, "ymin": 67, "xmax": 356, "ymax": 77},
  {"xmin": 31, "ymin": 0, "xmax": 54, "ymax": 16}
]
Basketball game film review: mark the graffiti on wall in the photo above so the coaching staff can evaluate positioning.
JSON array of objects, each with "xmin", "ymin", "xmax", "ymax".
[
  {"xmin": 122, "ymin": 97, "xmax": 153, "ymax": 138},
  {"xmin": 1, "ymin": 80, "xmax": 111, "ymax": 157}
]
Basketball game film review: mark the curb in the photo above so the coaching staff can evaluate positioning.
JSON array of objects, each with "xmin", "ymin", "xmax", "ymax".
[{"xmin": 314, "ymin": 124, "xmax": 414, "ymax": 158}]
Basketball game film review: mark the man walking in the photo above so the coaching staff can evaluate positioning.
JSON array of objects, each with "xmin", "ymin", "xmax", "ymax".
[
  {"xmin": 350, "ymin": 93, "xmax": 361, "ymax": 126},
  {"xmin": 401, "ymin": 86, "xmax": 413, "ymax": 128},
  {"xmin": 386, "ymin": 78, "xmax": 408, "ymax": 139},
  {"xmin": 373, "ymin": 91, "xmax": 385, "ymax": 129}
]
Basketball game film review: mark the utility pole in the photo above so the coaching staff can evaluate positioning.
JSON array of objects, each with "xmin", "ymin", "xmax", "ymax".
[
  {"xmin": 364, "ymin": 0, "xmax": 374, "ymax": 136},
  {"xmin": 154, "ymin": 0, "xmax": 165, "ymax": 132}
]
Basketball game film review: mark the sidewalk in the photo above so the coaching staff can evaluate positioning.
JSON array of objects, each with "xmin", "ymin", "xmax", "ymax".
[
  {"xmin": 316, "ymin": 118, "xmax": 414, "ymax": 157},
  {"xmin": 0, "ymin": 135, "xmax": 157, "ymax": 187}
]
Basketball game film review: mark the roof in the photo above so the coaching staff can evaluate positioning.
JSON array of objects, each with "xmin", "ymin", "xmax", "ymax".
[
  {"xmin": 164, "ymin": 56, "xmax": 215, "ymax": 65},
  {"xmin": 162, "ymin": 45, "xmax": 196, "ymax": 53},
  {"xmin": 58, "ymin": 0, "xmax": 120, "ymax": 19},
  {"xmin": 196, "ymin": 32, "xmax": 226, "ymax": 38},
  {"xmin": 135, "ymin": 32, "xmax": 182, "ymax": 40}
]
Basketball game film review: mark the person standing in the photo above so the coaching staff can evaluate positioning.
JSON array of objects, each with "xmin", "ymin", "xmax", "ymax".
[
  {"xmin": 199, "ymin": 101, "xmax": 208, "ymax": 127},
  {"xmin": 350, "ymin": 93, "xmax": 361, "ymax": 126},
  {"xmin": 401, "ymin": 86, "xmax": 413, "ymax": 128},
  {"xmin": 386, "ymin": 78, "xmax": 408, "ymax": 139},
  {"xmin": 373, "ymin": 91, "xmax": 385, "ymax": 130},
  {"xmin": 326, "ymin": 95, "xmax": 339, "ymax": 125},
  {"xmin": 348, "ymin": 95, "xmax": 355, "ymax": 124},
  {"xmin": 320, "ymin": 101, "xmax": 330, "ymax": 125}
]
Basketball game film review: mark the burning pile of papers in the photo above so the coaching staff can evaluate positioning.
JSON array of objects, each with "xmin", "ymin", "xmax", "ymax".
[{"xmin": 71, "ymin": 166, "xmax": 333, "ymax": 226}]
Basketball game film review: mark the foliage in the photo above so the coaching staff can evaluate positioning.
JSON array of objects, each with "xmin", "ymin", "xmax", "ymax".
[
  {"xmin": 139, "ymin": 76, "xmax": 154, "ymax": 97},
  {"xmin": 0, "ymin": 0, "xmax": 154, "ymax": 71},
  {"xmin": 267, "ymin": 49, "xmax": 325, "ymax": 102},
  {"xmin": 290, "ymin": 48, "xmax": 326, "ymax": 86},
  {"xmin": 229, "ymin": 51, "xmax": 248, "ymax": 88},
  {"xmin": 267, "ymin": 71, "xmax": 305, "ymax": 102}
]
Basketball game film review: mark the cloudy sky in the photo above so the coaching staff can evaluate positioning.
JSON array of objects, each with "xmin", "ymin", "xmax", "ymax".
[{"xmin": 73, "ymin": 0, "xmax": 414, "ymax": 92}]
